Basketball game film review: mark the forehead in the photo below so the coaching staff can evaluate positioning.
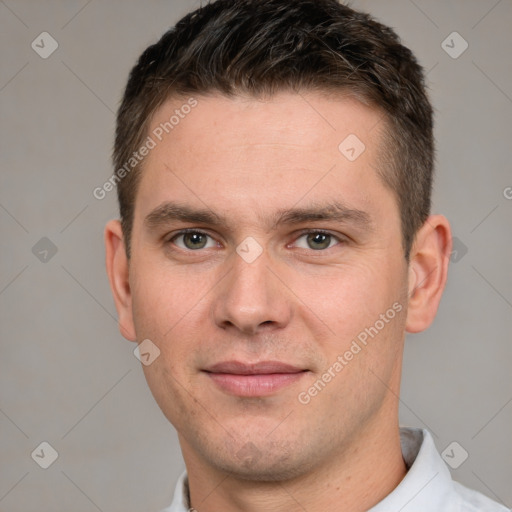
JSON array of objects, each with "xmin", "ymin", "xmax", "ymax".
[
  {"xmin": 150, "ymin": 91, "xmax": 382, "ymax": 154},
  {"xmin": 134, "ymin": 91, "xmax": 396, "ymax": 229}
]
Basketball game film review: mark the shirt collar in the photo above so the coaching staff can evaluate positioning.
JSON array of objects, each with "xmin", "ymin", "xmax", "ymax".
[{"xmin": 368, "ymin": 427, "xmax": 455, "ymax": 511}]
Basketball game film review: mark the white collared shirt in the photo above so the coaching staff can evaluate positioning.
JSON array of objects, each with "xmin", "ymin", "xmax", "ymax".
[{"xmin": 160, "ymin": 427, "xmax": 509, "ymax": 512}]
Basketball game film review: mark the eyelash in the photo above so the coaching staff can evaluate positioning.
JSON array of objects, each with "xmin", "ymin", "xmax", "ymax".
[{"xmin": 166, "ymin": 228, "xmax": 345, "ymax": 251}]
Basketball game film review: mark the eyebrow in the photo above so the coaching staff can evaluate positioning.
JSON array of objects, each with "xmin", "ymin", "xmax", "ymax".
[
  {"xmin": 271, "ymin": 202, "xmax": 374, "ymax": 232},
  {"xmin": 144, "ymin": 203, "xmax": 227, "ymax": 230},
  {"xmin": 144, "ymin": 200, "xmax": 374, "ymax": 233}
]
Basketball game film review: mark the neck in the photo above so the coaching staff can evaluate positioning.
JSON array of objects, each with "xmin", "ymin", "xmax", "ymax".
[{"xmin": 182, "ymin": 418, "xmax": 406, "ymax": 512}]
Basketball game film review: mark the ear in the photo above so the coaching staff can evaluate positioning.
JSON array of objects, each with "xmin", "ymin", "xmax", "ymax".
[
  {"xmin": 104, "ymin": 220, "xmax": 137, "ymax": 342},
  {"xmin": 406, "ymin": 214, "xmax": 452, "ymax": 333}
]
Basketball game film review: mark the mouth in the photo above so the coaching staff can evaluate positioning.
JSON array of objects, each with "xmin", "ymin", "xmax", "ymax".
[{"xmin": 202, "ymin": 361, "xmax": 308, "ymax": 397}]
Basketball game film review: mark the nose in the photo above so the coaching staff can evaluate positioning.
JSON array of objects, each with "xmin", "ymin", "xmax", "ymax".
[{"xmin": 212, "ymin": 248, "xmax": 292, "ymax": 335}]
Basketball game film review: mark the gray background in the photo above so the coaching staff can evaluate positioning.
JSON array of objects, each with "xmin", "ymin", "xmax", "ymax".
[{"xmin": 1, "ymin": 1, "xmax": 511, "ymax": 511}]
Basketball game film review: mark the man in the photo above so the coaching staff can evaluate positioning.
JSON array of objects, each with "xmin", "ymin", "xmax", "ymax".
[{"xmin": 104, "ymin": 1, "xmax": 508, "ymax": 510}]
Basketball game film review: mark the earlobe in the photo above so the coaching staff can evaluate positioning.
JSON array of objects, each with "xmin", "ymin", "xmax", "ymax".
[
  {"xmin": 104, "ymin": 220, "xmax": 137, "ymax": 342},
  {"xmin": 405, "ymin": 215, "xmax": 452, "ymax": 333}
]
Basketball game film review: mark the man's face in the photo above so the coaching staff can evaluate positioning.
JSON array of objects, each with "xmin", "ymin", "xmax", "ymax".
[{"xmin": 125, "ymin": 92, "xmax": 410, "ymax": 479}]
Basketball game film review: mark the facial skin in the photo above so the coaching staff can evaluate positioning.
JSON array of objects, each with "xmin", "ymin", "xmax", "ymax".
[{"xmin": 105, "ymin": 92, "xmax": 451, "ymax": 512}]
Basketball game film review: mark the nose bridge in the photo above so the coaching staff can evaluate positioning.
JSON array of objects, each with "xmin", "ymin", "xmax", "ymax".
[{"xmin": 213, "ymin": 246, "xmax": 290, "ymax": 333}]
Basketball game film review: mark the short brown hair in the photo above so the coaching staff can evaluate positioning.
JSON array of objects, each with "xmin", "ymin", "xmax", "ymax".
[{"xmin": 114, "ymin": 0, "xmax": 434, "ymax": 260}]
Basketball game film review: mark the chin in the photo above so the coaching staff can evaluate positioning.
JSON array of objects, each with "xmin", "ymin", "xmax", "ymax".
[
  {"xmin": 206, "ymin": 439, "xmax": 320, "ymax": 482},
  {"xmin": 216, "ymin": 457, "xmax": 311, "ymax": 482}
]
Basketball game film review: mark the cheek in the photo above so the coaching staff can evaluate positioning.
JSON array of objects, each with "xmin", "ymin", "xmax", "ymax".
[
  {"xmin": 141, "ymin": 358, "xmax": 194, "ymax": 431},
  {"xmin": 292, "ymin": 259, "xmax": 402, "ymax": 347},
  {"xmin": 129, "ymin": 261, "xmax": 214, "ymax": 387},
  {"xmin": 130, "ymin": 259, "xmax": 204, "ymax": 339},
  {"xmin": 131, "ymin": 265, "xmax": 204, "ymax": 425},
  {"xmin": 294, "ymin": 260, "xmax": 407, "ymax": 415}
]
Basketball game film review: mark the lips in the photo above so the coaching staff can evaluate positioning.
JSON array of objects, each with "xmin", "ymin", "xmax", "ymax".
[
  {"xmin": 203, "ymin": 360, "xmax": 308, "ymax": 397},
  {"xmin": 205, "ymin": 360, "xmax": 304, "ymax": 375}
]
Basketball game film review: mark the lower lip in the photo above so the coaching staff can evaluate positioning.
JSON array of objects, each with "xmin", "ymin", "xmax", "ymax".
[{"xmin": 205, "ymin": 372, "xmax": 307, "ymax": 397}]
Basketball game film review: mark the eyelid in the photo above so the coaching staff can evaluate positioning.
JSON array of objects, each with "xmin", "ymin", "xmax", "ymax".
[{"xmin": 167, "ymin": 227, "xmax": 212, "ymax": 239}]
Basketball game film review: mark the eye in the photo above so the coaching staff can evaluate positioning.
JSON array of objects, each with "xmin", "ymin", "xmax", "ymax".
[
  {"xmin": 292, "ymin": 231, "xmax": 342, "ymax": 251},
  {"xmin": 170, "ymin": 230, "xmax": 217, "ymax": 250}
]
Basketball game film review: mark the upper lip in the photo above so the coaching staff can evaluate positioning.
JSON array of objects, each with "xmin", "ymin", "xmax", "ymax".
[{"xmin": 203, "ymin": 361, "xmax": 305, "ymax": 375}]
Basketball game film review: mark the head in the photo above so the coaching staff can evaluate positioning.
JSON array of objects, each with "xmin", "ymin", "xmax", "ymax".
[{"xmin": 106, "ymin": 0, "xmax": 451, "ymax": 484}]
